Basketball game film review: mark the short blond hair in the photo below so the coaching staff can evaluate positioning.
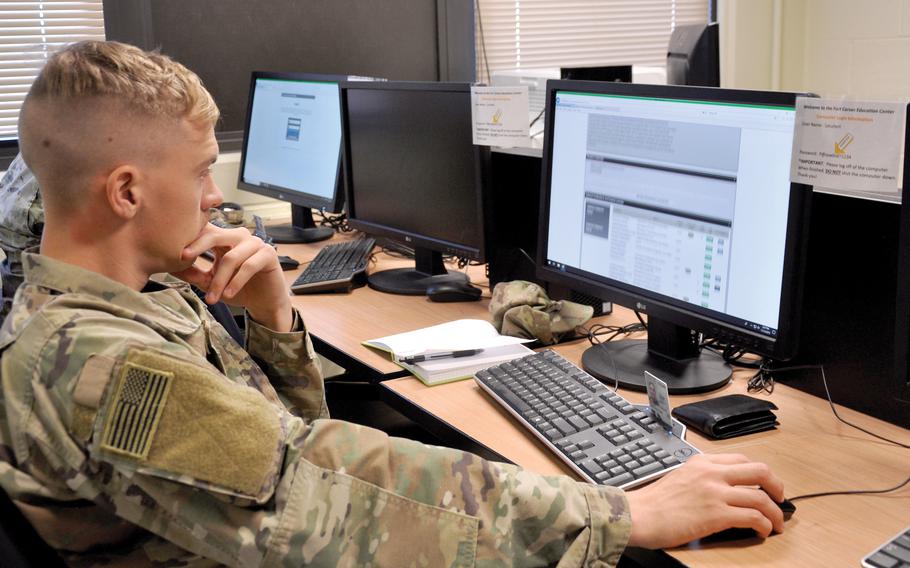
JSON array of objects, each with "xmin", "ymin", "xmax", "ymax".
[{"xmin": 25, "ymin": 40, "xmax": 219, "ymax": 126}]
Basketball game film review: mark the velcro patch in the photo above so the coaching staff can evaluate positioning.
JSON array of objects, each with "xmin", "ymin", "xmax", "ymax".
[{"xmin": 100, "ymin": 363, "xmax": 173, "ymax": 459}]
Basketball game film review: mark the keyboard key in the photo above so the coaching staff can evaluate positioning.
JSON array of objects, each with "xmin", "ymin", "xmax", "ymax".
[
  {"xmin": 602, "ymin": 472, "xmax": 634, "ymax": 487},
  {"xmin": 632, "ymin": 462, "xmax": 664, "ymax": 478},
  {"xmin": 883, "ymin": 543, "xmax": 910, "ymax": 564},
  {"xmin": 866, "ymin": 552, "xmax": 900, "ymax": 568},
  {"xmin": 578, "ymin": 459, "xmax": 603, "ymax": 476}
]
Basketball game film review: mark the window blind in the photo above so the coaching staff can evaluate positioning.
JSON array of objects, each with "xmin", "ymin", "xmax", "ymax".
[
  {"xmin": 0, "ymin": 2, "xmax": 105, "ymax": 141},
  {"xmin": 475, "ymin": 0, "xmax": 709, "ymax": 82}
]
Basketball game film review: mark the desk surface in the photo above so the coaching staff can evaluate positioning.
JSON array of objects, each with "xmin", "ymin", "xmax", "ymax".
[
  {"xmin": 281, "ymin": 231, "xmax": 910, "ymax": 566},
  {"xmin": 382, "ymin": 309, "xmax": 910, "ymax": 567},
  {"xmin": 279, "ymin": 234, "xmax": 491, "ymax": 379}
]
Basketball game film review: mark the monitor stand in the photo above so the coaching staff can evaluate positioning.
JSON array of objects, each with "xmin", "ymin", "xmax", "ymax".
[
  {"xmin": 267, "ymin": 205, "xmax": 334, "ymax": 244},
  {"xmin": 581, "ymin": 317, "xmax": 731, "ymax": 394},
  {"xmin": 368, "ymin": 247, "xmax": 468, "ymax": 295}
]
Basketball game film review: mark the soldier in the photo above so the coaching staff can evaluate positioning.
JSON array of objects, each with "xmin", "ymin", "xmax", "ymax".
[
  {"xmin": 0, "ymin": 40, "xmax": 786, "ymax": 567},
  {"xmin": 0, "ymin": 153, "xmax": 43, "ymax": 322}
]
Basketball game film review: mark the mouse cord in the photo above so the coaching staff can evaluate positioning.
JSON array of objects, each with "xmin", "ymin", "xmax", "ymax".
[
  {"xmin": 789, "ymin": 473, "xmax": 910, "ymax": 502},
  {"xmin": 766, "ymin": 363, "xmax": 910, "ymax": 502},
  {"xmin": 771, "ymin": 364, "xmax": 910, "ymax": 450}
]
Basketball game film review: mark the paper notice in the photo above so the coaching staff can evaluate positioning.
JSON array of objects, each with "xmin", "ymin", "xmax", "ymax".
[
  {"xmin": 791, "ymin": 98, "xmax": 906, "ymax": 193},
  {"xmin": 471, "ymin": 85, "xmax": 532, "ymax": 148}
]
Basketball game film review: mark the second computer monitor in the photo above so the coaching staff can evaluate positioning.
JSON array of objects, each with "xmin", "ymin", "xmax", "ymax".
[
  {"xmin": 341, "ymin": 82, "xmax": 490, "ymax": 295},
  {"xmin": 238, "ymin": 71, "xmax": 345, "ymax": 243},
  {"xmin": 538, "ymin": 80, "xmax": 812, "ymax": 393}
]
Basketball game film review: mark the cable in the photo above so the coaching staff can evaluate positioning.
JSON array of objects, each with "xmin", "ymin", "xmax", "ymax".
[
  {"xmin": 529, "ymin": 107, "xmax": 545, "ymax": 129},
  {"xmin": 789, "ymin": 473, "xmax": 910, "ymax": 503},
  {"xmin": 577, "ymin": 321, "xmax": 647, "ymax": 346},
  {"xmin": 742, "ymin": 363, "xmax": 910, "ymax": 502},
  {"xmin": 315, "ymin": 210, "xmax": 352, "ymax": 232},
  {"xmin": 765, "ymin": 364, "xmax": 910, "ymax": 449},
  {"xmin": 474, "ymin": 0, "xmax": 492, "ymax": 84}
]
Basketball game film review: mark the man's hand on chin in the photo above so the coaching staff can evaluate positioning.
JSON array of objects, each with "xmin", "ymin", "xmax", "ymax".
[{"xmin": 172, "ymin": 223, "xmax": 294, "ymax": 332}]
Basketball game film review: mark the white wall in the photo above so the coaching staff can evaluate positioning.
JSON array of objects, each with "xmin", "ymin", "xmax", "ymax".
[{"xmin": 721, "ymin": 0, "xmax": 910, "ymax": 99}]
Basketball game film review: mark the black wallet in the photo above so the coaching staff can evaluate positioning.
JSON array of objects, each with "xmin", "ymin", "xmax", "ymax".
[{"xmin": 671, "ymin": 394, "xmax": 778, "ymax": 440}]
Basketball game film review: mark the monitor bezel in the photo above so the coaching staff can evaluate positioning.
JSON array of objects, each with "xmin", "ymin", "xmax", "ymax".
[
  {"xmin": 536, "ymin": 79, "xmax": 813, "ymax": 361},
  {"xmin": 340, "ymin": 81, "xmax": 491, "ymax": 263},
  {"xmin": 237, "ymin": 70, "xmax": 346, "ymax": 214}
]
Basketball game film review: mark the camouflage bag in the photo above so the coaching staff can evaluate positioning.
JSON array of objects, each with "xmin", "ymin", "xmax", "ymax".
[{"xmin": 490, "ymin": 280, "xmax": 593, "ymax": 345}]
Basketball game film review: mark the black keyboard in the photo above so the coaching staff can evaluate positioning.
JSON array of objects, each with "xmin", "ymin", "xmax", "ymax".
[
  {"xmin": 474, "ymin": 350, "xmax": 699, "ymax": 489},
  {"xmin": 863, "ymin": 524, "xmax": 910, "ymax": 568},
  {"xmin": 290, "ymin": 238, "xmax": 375, "ymax": 294}
]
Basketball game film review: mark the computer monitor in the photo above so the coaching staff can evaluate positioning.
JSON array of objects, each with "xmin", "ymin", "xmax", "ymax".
[
  {"xmin": 560, "ymin": 65, "xmax": 633, "ymax": 83},
  {"xmin": 667, "ymin": 22, "xmax": 720, "ymax": 87},
  {"xmin": 237, "ymin": 71, "xmax": 345, "ymax": 243},
  {"xmin": 340, "ymin": 81, "xmax": 491, "ymax": 295},
  {"xmin": 537, "ymin": 80, "xmax": 812, "ymax": 394}
]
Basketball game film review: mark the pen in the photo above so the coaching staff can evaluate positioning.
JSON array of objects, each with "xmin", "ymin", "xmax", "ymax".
[{"xmin": 400, "ymin": 349, "xmax": 483, "ymax": 364}]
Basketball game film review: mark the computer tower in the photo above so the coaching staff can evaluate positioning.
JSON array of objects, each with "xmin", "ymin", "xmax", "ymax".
[
  {"xmin": 783, "ymin": 191, "xmax": 910, "ymax": 429},
  {"xmin": 486, "ymin": 150, "xmax": 611, "ymax": 317},
  {"xmin": 487, "ymin": 151, "xmax": 542, "ymax": 288},
  {"xmin": 666, "ymin": 22, "xmax": 720, "ymax": 87}
]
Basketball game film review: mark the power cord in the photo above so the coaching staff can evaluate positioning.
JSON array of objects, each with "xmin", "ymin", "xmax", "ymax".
[
  {"xmin": 316, "ymin": 210, "xmax": 352, "ymax": 232},
  {"xmin": 761, "ymin": 363, "xmax": 910, "ymax": 502},
  {"xmin": 577, "ymin": 318, "xmax": 647, "ymax": 346}
]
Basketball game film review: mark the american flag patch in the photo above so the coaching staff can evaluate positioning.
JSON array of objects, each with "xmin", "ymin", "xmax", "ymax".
[{"xmin": 101, "ymin": 363, "xmax": 173, "ymax": 459}]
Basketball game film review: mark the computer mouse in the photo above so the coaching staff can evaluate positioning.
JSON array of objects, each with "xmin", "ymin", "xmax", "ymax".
[
  {"xmin": 703, "ymin": 498, "xmax": 796, "ymax": 542},
  {"xmin": 426, "ymin": 282, "xmax": 482, "ymax": 302},
  {"xmin": 278, "ymin": 255, "xmax": 299, "ymax": 271}
]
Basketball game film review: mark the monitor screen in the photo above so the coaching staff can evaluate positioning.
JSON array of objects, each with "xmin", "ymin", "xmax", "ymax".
[
  {"xmin": 538, "ymin": 81, "xmax": 811, "ymax": 393},
  {"xmin": 341, "ymin": 81, "xmax": 490, "ymax": 295},
  {"xmin": 237, "ymin": 71, "xmax": 345, "ymax": 243}
]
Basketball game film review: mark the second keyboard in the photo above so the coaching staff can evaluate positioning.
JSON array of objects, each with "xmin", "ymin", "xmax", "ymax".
[{"xmin": 291, "ymin": 237, "xmax": 375, "ymax": 294}]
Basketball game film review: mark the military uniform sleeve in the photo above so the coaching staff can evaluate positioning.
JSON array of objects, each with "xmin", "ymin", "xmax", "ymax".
[
  {"xmin": 32, "ymin": 310, "xmax": 630, "ymax": 567},
  {"xmin": 244, "ymin": 308, "xmax": 327, "ymax": 421}
]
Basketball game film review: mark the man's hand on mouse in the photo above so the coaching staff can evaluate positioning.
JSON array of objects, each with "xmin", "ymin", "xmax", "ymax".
[
  {"xmin": 624, "ymin": 453, "xmax": 786, "ymax": 549},
  {"xmin": 174, "ymin": 223, "xmax": 294, "ymax": 332}
]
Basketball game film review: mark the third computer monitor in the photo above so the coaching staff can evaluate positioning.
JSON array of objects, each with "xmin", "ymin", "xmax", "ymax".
[
  {"xmin": 238, "ymin": 71, "xmax": 345, "ymax": 243},
  {"xmin": 340, "ymin": 81, "xmax": 490, "ymax": 295},
  {"xmin": 537, "ymin": 80, "xmax": 812, "ymax": 394}
]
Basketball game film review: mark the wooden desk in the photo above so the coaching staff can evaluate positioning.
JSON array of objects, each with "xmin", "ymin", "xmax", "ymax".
[
  {"xmin": 276, "ymin": 233, "xmax": 910, "ymax": 565},
  {"xmin": 277, "ymin": 234, "xmax": 491, "ymax": 381},
  {"xmin": 381, "ymin": 306, "xmax": 910, "ymax": 567}
]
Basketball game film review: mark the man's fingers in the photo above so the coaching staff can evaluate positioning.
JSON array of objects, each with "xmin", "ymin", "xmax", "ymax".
[
  {"xmin": 205, "ymin": 238, "xmax": 261, "ymax": 299},
  {"xmin": 725, "ymin": 487, "xmax": 785, "ymax": 534},
  {"xmin": 717, "ymin": 462, "xmax": 785, "ymax": 501},
  {"xmin": 182, "ymin": 224, "xmax": 249, "ymax": 261},
  {"xmin": 171, "ymin": 264, "xmax": 211, "ymax": 290},
  {"xmin": 698, "ymin": 453, "xmax": 752, "ymax": 466},
  {"xmin": 220, "ymin": 247, "xmax": 276, "ymax": 300},
  {"xmin": 719, "ymin": 506, "xmax": 775, "ymax": 538},
  {"xmin": 206, "ymin": 239, "xmax": 278, "ymax": 303}
]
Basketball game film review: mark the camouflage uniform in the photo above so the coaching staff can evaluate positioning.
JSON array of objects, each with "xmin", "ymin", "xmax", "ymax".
[
  {"xmin": 491, "ymin": 281, "xmax": 594, "ymax": 345},
  {"xmin": 0, "ymin": 154, "xmax": 43, "ymax": 321},
  {"xmin": 0, "ymin": 251, "xmax": 631, "ymax": 567}
]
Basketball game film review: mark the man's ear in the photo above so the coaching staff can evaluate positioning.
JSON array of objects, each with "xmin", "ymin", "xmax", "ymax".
[{"xmin": 105, "ymin": 164, "xmax": 142, "ymax": 219}]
